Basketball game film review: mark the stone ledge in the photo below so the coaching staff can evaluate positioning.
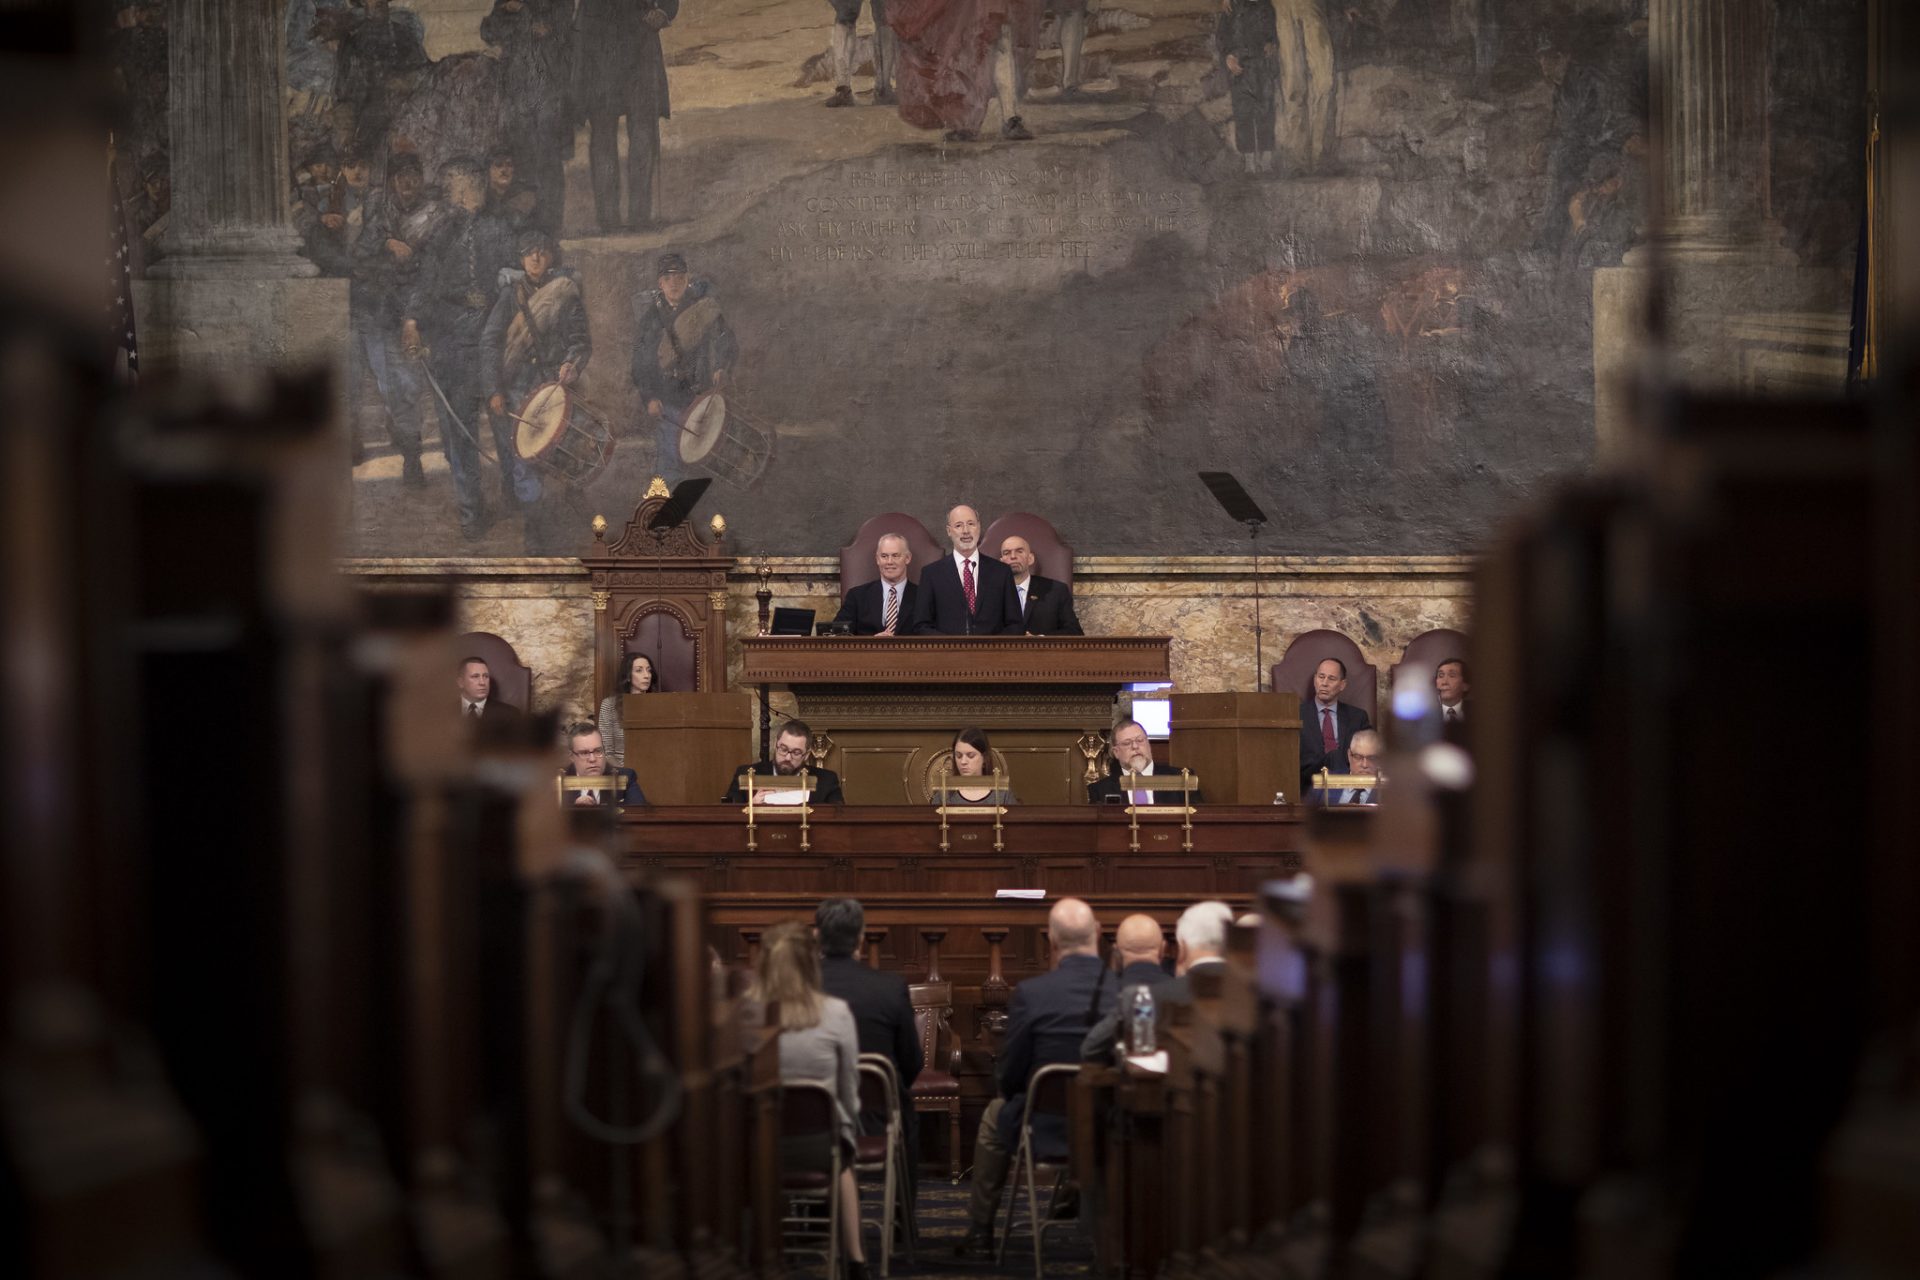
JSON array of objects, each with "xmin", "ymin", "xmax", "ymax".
[{"xmin": 341, "ymin": 554, "xmax": 1477, "ymax": 580}]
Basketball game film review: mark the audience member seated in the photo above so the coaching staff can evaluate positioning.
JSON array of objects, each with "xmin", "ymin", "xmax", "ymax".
[
  {"xmin": 834, "ymin": 534, "xmax": 919, "ymax": 636},
  {"xmin": 911, "ymin": 504, "xmax": 1023, "ymax": 636},
  {"xmin": 954, "ymin": 898, "xmax": 1106, "ymax": 1257},
  {"xmin": 596, "ymin": 652, "xmax": 661, "ymax": 771},
  {"xmin": 1436, "ymin": 656, "xmax": 1470, "ymax": 724},
  {"xmin": 1080, "ymin": 913, "xmax": 1180, "ymax": 1060},
  {"xmin": 459, "ymin": 654, "xmax": 527, "ymax": 745},
  {"xmin": 755, "ymin": 922, "xmax": 869, "ymax": 1280},
  {"xmin": 936, "ymin": 727, "xmax": 1019, "ymax": 806},
  {"xmin": 815, "ymin": 898, "xmax": 923, "ymax": 1193},
  {"xmin": 1310, "ymin": 729, "xmax": 1382, "ymax": 806},
  {"xmin": 561, "ymin": 722, "xmax": 646, "ymax": 806},
  {"xmin": 721, "ymin": 720, "xmax": 846, "ymax": 804},
  {"xmin": 1299, "ymin": 657, "xmax": 1373, "ymax": 790},
  {"xmin": 1087, "ymin": 718, "xmax": 1201, "ymax": 805},
  {"xmin": 998, "ymin": 534, "xmax": 1083, "ymax": 636}
]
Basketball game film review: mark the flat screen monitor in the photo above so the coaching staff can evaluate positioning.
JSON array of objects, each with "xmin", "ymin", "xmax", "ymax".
[
  {"xmin": 1127, "ymin": 682, "xmax": 1174, "ymax": 739},
  {"xmin": 770, "ymin": 607, "xmax": 816, "ymax": 636}
]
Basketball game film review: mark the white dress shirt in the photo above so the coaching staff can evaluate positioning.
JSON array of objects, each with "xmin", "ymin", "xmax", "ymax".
[
  {"xmin": 1015, "ymin": 576, "xmax": 1030, "ymax": 615},
  {"xmin": 463, "ymin": 697, "xmax": 488, "ymax": 717}
]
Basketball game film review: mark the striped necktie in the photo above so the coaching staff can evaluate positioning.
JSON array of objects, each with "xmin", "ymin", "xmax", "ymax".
[{"xmin": 883, "ymin": 584, "xmax": 899, "ymax": 632}]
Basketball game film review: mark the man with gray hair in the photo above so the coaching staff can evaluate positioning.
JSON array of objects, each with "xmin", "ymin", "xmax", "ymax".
[
  {"xmin": 1312, "ymin": 728, "xmax": 1382, "ymax": 805},
  {"xmin": 955, "ymin": 897, "xmax": 1105, "ymax": 1257},
  {"xmin": 833, "ymin": 533, "xmax": 918, "ymax": 635}
]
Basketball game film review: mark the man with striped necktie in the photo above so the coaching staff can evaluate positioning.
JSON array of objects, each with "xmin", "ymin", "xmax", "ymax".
[{"xmin": 833, "ymin": 533, "xmax": 919, "ymax": 635}]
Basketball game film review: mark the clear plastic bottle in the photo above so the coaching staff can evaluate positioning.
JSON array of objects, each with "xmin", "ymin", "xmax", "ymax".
[{"xmin": 1127, "ymin": 984, "xmax": 1157, "ymax": 1056}]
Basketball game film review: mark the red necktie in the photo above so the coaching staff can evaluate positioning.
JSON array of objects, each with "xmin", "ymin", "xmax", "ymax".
[
  {"xmin": 1321, "ymin": 707, "xmax": 1337, "ymax": 752},
  {"xmin": 962, "ymin": 558, "xmax": 976, "ymax": 613}
]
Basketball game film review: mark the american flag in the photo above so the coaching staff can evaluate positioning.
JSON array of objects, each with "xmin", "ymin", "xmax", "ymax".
[{"xmin": 108, "ymin": 152, "xmax": 139, "ymax": 381}]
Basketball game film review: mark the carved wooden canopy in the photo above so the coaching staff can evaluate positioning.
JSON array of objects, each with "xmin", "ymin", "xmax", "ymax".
[{"xmin": 582, "ymin": 477, "xmax": 733, "ymax": 700}]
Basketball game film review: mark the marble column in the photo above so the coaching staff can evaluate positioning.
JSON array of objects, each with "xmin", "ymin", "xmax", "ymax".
[
  {"xmin": 154, "ymin": 0, "xmax": 315, "ymax": 278},
  {"xmin": 1639, "ymin": 0, "xmax": 1791, "ymax": 263}
]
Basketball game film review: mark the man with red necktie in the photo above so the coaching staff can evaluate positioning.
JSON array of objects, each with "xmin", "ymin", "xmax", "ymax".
[
  {"xmin": 910, "ymin": 503, "xmax": 1024, "ymax": 635},
  {"xmin": 1297, "ymin": 656, "xmax": 1371, "ymax": 791}
]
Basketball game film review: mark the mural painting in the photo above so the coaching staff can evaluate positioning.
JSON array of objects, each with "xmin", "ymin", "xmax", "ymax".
[{"xmin": 108, "ymin": 0, "xmax": 1862, "ymax": 557}]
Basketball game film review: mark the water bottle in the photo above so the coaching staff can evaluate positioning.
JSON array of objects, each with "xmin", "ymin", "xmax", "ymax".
[{"xmin": 1127, "ymin": 984, "xmax": 1157, "ymax": 1057}]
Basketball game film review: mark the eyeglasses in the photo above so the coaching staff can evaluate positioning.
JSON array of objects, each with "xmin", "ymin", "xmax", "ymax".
[{"xmin": 571, "ymin": 746, "xmax": 606, "ymax": 758}]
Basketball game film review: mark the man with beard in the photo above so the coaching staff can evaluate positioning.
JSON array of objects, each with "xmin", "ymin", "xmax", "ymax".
[
  {"xmin": 630, "ymin": 252, "xmax": 737, "ymax": 486},
  {"xmin": 720, "ymin": 721, "xmax": 846, "ymax": 805},
  {"xmin": 402, "ymin": 157, "xmax": 520, "ymax": 538},
  {"xmin": 888, "ymin": 0, "xmax": 1038, "ymax": 142},
  {"xmin": 480, "ymin": 0, "xmax": 573, "ymax": 232},
  {"xmin": 350, "ymin": 151, "xmax": 434, "ymax": 479},
  {"xmin": 574, "ymin": 0, "xmax": 678, "ymax": 232}
]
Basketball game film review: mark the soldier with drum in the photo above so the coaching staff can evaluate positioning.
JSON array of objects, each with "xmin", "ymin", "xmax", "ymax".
[{"xmin": 630, "ymin": 251, "xmax": 737, "ymax": 485}]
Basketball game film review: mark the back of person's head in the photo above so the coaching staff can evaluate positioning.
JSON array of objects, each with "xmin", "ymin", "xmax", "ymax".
[
  {"xmin": 1047, "ymin": 897, "xmax": 1099, "ymax": 957},
  {"xmin": 1175, "ymin": 900, "xmax": 1233, "ymax": 962},
  {"xmin": 756, "ymin": 920, "xmax": 824, "ymax": 1030},
  {"xmin": 814, "ymin": 898, "xmax": 864, "ymax": 958},
  {"xmin": 1114, "ymin": 913, "xmax": 1164, "ymax": 965}
]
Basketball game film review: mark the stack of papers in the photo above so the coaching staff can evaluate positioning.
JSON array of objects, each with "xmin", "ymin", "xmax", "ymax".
[{"xmin": 994, "ymin": 889, "xmax": 1047, "ymax": 899}]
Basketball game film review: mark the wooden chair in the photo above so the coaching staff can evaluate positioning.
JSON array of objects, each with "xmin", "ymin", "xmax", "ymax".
[
  {"xmin": 980, "ymin": 512, "xmax": 1075, "ymax": 586},
  {"xmin": 618, "ymin": 611, "xmax": 699, "ymax": 695},
  {"xmin": 839, "ymin": 513, "xmax": 945, "ymax": 595},
  {"xmin": 856, "ymin": 1054, "xmax": 913, "ymax": 1274},
  {"xmin": 907, "ymin": 981, "xmax": 963, "ymax": 1181},
  {"xmin": 455, "ymin": 631, "xmax": 533, "ymax": 713}
]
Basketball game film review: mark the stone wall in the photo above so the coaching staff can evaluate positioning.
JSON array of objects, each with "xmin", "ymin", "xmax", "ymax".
[{"xmin": 343, "ymin": 555, "xmax": 1471, "ymax": 738}]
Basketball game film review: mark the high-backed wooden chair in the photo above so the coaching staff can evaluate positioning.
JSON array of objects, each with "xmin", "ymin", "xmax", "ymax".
[
  {"xmin": 455, "ymin": 631, "xmax": 533, "ymax": 712},
  {"xmin": 1389, "ymin": 628, "xmax": 1469, "ymax": 709},
  {"xmin": 619, "ymin": 615, "xmax": 698, "ymax": 696},
  {"xmin": 1271, "ymin": 629, "xmax": 1376, "ymax": 724},
  {"xmin": 980, "ymin": 512, "xmax": 1074, "ymax": 585},
  {"xmin": 839, "ymin": 513, "xmax": 945, "ymax": 595},
  {"xmin": 907, "ymin": 981, "xmax": 963, "ymax": 1180}
]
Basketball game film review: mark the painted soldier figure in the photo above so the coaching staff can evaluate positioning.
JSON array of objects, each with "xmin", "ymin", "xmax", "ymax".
[
  {"xmin": 1215, "ymin": 0, "xmax": 1279, "ymax": 174},
  {"xmin": 479, "ymin": 0, "xmax": 574, "ymax": 232},
  {"xmin": 402, "ymin": 157, "xmax": 521, "ymax": 538},
  {"xmin": 324, "ymin": 0, "xmax": 430, "ymax": 173},
  {"xmin": 630, "ymin": 252, "xmax": 737, "ymax": 485},
  {"xmin": 484, "ymin": 149, "xmax": 542, "ymax": 231},
  {"xmin": 482, "ymin": 229, "xmax": 591, "ymax": 453},
  {"xmin": 349, "ymin": 151, "xmax": 436, "ymax": 479},
  {"xmin": 574, "ymin": 0, "xmax": 679, "ymax": 232}
]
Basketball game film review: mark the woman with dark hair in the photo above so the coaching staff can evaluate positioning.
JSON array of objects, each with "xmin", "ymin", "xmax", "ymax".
[
  {"xmin": 754, "ymin": 921, "xmax": 868, "ymax": 1279},
  {"xmin": 596, "ymin": 652, "xmax": 660, "ymax": 771},
  {"xmin": 936, "ymin": 726, "xmax": 1019, "ymax": 806}
]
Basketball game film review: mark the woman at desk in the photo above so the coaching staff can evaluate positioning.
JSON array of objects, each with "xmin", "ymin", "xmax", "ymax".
[
  {"xmin": 597, "ymin": 652, "xmax": 661, "ymax": 771},
  {"xmin": 938, "ymin": 726, "xmax": 1019, "ymax": 806}
]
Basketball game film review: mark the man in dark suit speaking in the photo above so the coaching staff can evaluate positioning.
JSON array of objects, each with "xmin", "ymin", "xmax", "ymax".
[
  {"xmin": 911, "ymin": 504, "xmax": 1023, "ymax": 635},
  {"xmin": 833, "ymin": 533, "xmax": 919, "ymax": 636},
  {"xmin": 998, "ymin": 534, "xmax": 1083, "ymax": 635}
]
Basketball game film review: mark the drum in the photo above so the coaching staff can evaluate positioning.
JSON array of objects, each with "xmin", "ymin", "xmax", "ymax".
[
  {"xmin": 678, "ymin": 392, "xmax": 775, "ymax": 489},
  {"xmin": 515, "ymin": 382, "xmax": 616, "ymax": 487}
]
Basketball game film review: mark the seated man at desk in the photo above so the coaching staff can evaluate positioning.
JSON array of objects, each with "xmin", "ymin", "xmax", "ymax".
[
  {"xmin": 999, "ymin": 534, "xmax": 1083, "ymax": 636},
  {"xmin": 562, "ymin": 723, "xmax": 647, "ymax": 806},
  {"xmin": 934, "ymin": 726, "xmax": 1018, "ymax": 806},
  {"xmin": 721, "ymin": 719, "xmax": 845, "ymax": 805},
  {"xmin": 1310, "ymin": 728, "xmax": 1382, "ymax": 805},
  {"xmin": 833, "ymin": 533, "xmax": 918, "ymax": 636},
  {"xmin": 1087, "ymin": 718, "xmax": 1202, "ymax": 804}
]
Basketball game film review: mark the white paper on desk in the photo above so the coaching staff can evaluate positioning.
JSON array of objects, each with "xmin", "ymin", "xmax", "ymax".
[
  {"xmin": 755, "ymin": 790, "xmax": 808, "ymax": 805},
  {"xmin": 994, "ymin": 889, "xmax": 1047, "ymax": 899},
  {"xmin": 1125, "ymin": 1050, "xmax": 1169, "ymax": 1073}
]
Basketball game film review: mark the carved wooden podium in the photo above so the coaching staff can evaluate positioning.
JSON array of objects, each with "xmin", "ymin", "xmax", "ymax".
[
  {"xmin": 1168, "ymin": 692, "xmax": 1301, "ymax": 804},
  {"xmin": 584, "ymin": 477, "xmax": 733, "ymax": 700},
  {"xmin": 739, "ymin": 636, "xmax": 1172, "ymax": 804}
]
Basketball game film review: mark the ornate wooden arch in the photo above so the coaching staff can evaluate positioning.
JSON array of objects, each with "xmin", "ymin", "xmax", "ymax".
[{"xmin": 584, "ymin": 477, "xmax": 734, "ymax": 701}]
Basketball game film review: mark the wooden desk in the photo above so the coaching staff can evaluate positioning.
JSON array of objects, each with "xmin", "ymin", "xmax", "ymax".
[{"xmin": 739, "ymin": 636, "xmax": 1173, "ymax": 804}]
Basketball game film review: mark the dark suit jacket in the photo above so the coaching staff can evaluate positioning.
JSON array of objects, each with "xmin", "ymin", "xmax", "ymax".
[
  {"xmin": 1018, "ymin": 574, "xmax": 1083, "ymax": 636},
  {"xmin": 470, "ymin": 697, "xmax": 527, "ymax": 747},
  {"xmin": 1299, "ymin": 699, "xmax": 1372, "ymax": 788},
  {"xmin": 1087, "ymin": 764, "xmax": 1203, "ymax": 806},
  {"xmin": 1079, "ymin": 960, "xmax": 1180, "ymax": 1061},
  {"xmin": 719, "ymin": 762, "xmax": 845, "ymax": 805},
  {"xmin": 833, "ymin": 578, "xmax": 918, "ymax": 636},
  {"xmin": 564, "ymin": 763, "xmax": 646, "ymax": 805},
  {"xmin": 910, "ymin": 553, "xmax": 1023, "ymax": 635},
  {"xmin": 1306, "ymin": 784, "xmax": 1377, "ymax": 807},
  {"xmin": 996, "ymin": 952, "xmax": 1110, "ymax": 1154},
  {"xmin": 820, "ymin": 954, "xmax": 924, "ymax": 1112}
]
